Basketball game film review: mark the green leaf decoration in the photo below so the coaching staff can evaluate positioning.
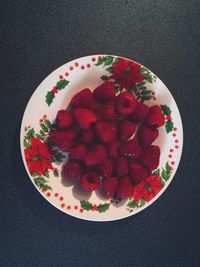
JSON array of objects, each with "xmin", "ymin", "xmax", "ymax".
[
  {"xmin": 113, "ymin": 57, "xmax": 120, "ymax": 64},
  {"xmin": 140, "ymin": 198, "xmax": 146, "ymax": 207},
  {"xmin": 161, "ymin": 162, "xmax": 171, "ymax": 181},
  {"xmin": 40, "ymin": 130, "xmax": 45, "ymax": 136},
  {"xmin": 101, "ymin": 75, "xmax": 109, "ymax": 80},
  {"xmin": 24, "ymin": 139, "xmax": 31, "ymax": 148},
  {"xmin": 56, "ymin": 79, "xmax": 69, "ymax": 90},
  {"xmin": 141, "ymin": 89, "xmax": 151, "ymax": 95},
  {"xmin": 98, "ymin": 203, "xmax": 110, "ymax": 213},
  {"xmin": 152, "ymin": 169, "xmax": 160, "ymax": 175},
  {"xmin": 40, "ymin": 183, "xmax": 52, "ymax": 191},
  {"xmin": 40, "ymin": 123, "xmax": 48, "ymax": 133},
  {"xmin": 140, "ymin": 67, "xmax": 148, "ymax": 74},
  {"xmin": 127, "ymin": 200, "xmax": 139, "ymax": 208},
  {"xmin": 26, "ymin": 128, "xmax": 35, "ymax": 138},
  {"xmin": 44, "ymin": 169, "xmax": 50, "ymax": 178},
  {"xmin": 35, "ymin": 134, "xmax": 45, "ymax": 141},
  {"xmin": 44, "ymin": 119, "xmax": 51, "ymax": 128},
  {"xmin": 166, "ymin": 162, "xmax": 171, "ymax": 173},
  {"xmin": 161, "ymin": 105, "xmax": 171, "ymax": 115},
  {"xmin": 146, "ymin": 74, "xmax": 153, "ymax": 83},
  {"xmin": 160, "ymin": 179, "xmax": 165, "ymax": 186},
  {"xmin": 53, "ymin": 168, "xmax": 59, "ymax": 177},
  {"xmin": 95, "ymin": 56, "xmax": 114, "ymax": 67},
  {"xmin": 31, "ymin": 172, "xmax": 40, "ymax": 177},
  {"xmin": 34, "ymin": 177, "xmax": 52, "ymax": 190},
  {"xmin": 80, "ymin": 200, "xmax": 93, "ymax": 211},
  {"xmin": 143, "ymin": 95, "xmax": 152, "ymax": 100},
  {"xmin": 46, "ymin": 91, "xmax": 55, "ymax": 106},
  {"xmin": 105, "ymin": 66, "xmax": 113, "ymax": 73},
  {"xmin": 165, "ymin": 120, "xmax": 174, "ymax": 133}
]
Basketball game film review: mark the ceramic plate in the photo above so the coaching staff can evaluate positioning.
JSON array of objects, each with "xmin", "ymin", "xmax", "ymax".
[{"xmin": 20, "ymin": 55, "xmax": 183, "ymax": 221}]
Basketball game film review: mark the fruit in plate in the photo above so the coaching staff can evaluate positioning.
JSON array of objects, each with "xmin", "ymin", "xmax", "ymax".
[
  {"xmin": 50, "ymin": 129, "xmax": 76, "ymax": 152},
  {"xmin": 74, "ymin": 108, "xmax": 97, "ymax": 129},
  {"xmin": 117, "ymin": 176, "xmax": 133, "ymax": 199},
  {"xmin": 118, "ymin": 120, "xmax": 136, "ymax": 141},
  {"xmin": 102, "ymin": 176, "xmax": 119, "ymax": 197},
  {"xmin": 85, "ymin": 143, "xmax": 108, "ymax": 166},
  {"xmin": 129, "ymin": 162, "xmax": 150, "ymax": 185},
  {"xmin": 115, "ymin": 91, "xmax": 137, "ymax": 115},
  {"xmin": 95, "ymin": 121, "xmax": 117, "ymax": 143},
  {"xmin": 56, "ymin": 110, "xmax": 74, "ymax": 128},
  {"xmin": 95, "ymin": 101, "xmax": 118, "ymax": 122},
  {"xmin": 93, "ymin": 81, "xmax": 115, "ymax": 101},
  {"xmin": 63, "ymin": 159, "xmax": 85, "ymax": 179},
  {"xmin": 129, "ymin": 102, "xmax": 149, "ymax": 123},
  {"xmin": 115, "ymin": 157, "xmax": 129, "ymax": 176},
  {"xmin": 70, "ymin": 88, "xmax": 95, "ymax": 109},
  {"xmin": 145, "ymin": 105, "xmax": 165, "ymax": 128},
  {"xmin": 138, "ymin": 125, "xmax": 159, "ymax": 147},
  {"xmin": 80, "ymin": 172, "xmax": 100, "ymax": 191},
  {"xmin": 119, "ymin": 139, "xmax": 141, "ymax": 160},
  {"xmin": 138, "ymin": 145, "xmax": 160, "ymax": 170}
]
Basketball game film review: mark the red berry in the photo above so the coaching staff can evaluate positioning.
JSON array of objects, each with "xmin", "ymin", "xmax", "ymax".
[
  {"xmin": 108, "ymin": 139, "xmax": 120, "ymax": 158},
  {"xmin": 70, "ymin": 88, "xmax": 95, "ymax": 109},
  {"xmin": 117, "ymin": 176, "xmax": 133, "ymax": 199},
  {"xmin": 129, "ymin": 162, "xmax": 150, "ymax": 185},
  {"xmin": 80, "ymin": 127, "xmax": 95, "ymax": 143},
  {"xmin": 63, "ymin": 159, "xmax": 85, "ymax": 179},
  {"xmin": 138, "ymin": 125, "xmax": 159, "ymax": 147},
  {"xmin": 115, "ymin": 157, "xmax": 129, "ymax": 176},
  {"xmin": 80, "ymin": 172, "xmax": 100, "ymax": 191},
  {"xmin": 102, "ymin": 176, "xmax": 119, "ymax": 197},
  {"xmin": 74, "ymin": 108, "xmax": 97, "ymax": 129},
  {"xmin": 95, "ymin": 121, "xmax": 117, "ymax": 143},
  {"xmin": 51, "ymin": 129, "xmax": 76, "ymax": 152},
  {"xmin": 119, "ymin": 139, "xmax": 141, "ymax": 160},
  {"xmin": 93, "ymin": 81, "xmax": 115, "ymax": 101},
  {"xmin": 95, "ymin": 159, "xmax": 114, "ymax": 177},
  {"xmin": 138, "ymin": 145, "xmax": 160, "ymax": 170},
  {"xmin": 130, "ymin": 102, "xmax": 150, "ymax": 123},
  {"xmin": 115, "ymin": 91, "xmax": 137, "ymax": 115},
  {"xmin": 145, "ymin": 105, "xmax": 165, "ymax": 128},
  {"xmin": 85, "ymin": 144, "xmax": 108, "ymax": 166},
  {"xmin": 95, "ymin": 101, "xmax": 118, "ymax": 122},
  {"xmin": 70, "ymin": 144, "xmax": 87, "ymax": 160},
  {"xmin": 56, "ymin": 110, "xmax": 74, "ymax": 128},
  {"xmin": 118, "ymin": 120, "xmax": 136, "ymax": 141}
]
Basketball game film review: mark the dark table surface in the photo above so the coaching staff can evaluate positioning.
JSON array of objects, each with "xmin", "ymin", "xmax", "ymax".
[{"xmin": 1, "ymin": 1, "xmax": 200, "ymax": 266}]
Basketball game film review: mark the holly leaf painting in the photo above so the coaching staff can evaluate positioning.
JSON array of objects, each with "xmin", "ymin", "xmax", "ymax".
[
  {"xmin": 98, "ymin": 203, "xmax": 110, "ymax": 213},
  {"xmin": 165, "ymin": 120, "xmax": 174, "ymax": 133},
  {"xmin": 161, "ymin": 105, "xmax": 171, "ymax": 116},
  {"xmin": 80, "ymin": 200, "xmax": 93, "ymax": 211},
  {"xmin": 46, "ymin": 91, "xmax": 55, "ymax": 106},
  {"xmin": 56, "ymin": 79, "xmax": 69, "ymax": 90}
]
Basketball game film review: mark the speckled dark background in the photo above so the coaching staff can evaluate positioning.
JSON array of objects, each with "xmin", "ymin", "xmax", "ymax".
[{"xmin": 1, "ymin": 1, "xmax": 200, "ymax": 266}]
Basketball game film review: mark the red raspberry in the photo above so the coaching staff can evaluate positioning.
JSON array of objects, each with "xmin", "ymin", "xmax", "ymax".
[
  {"xmin": 70, "ymin": 144, "xmax": 87, "ymax": 160},
  {"xmin": 115, "ymin": 91, "xmax": 137, "ymax": 115},
  {"xmin": 102, "ymin": 176, "xmax": 119, "ymax": 197},
  {"xmin": 139, "ymin": 145, "xmax": 160, "ymax": 170},
  {"xmin": 80, "ymin": 127, "xmax": 95, "ymax": 143},
  {"xmin": 145, "ymin": 105, "xmax": 165, "ymax": 128},
  {"xmin": 63, "ymin": 159, "xmax": 85, "ymax": 179},
  {"xmin": 118, "ymin": 120, "xmax": 136, "ymax": 141},
  {"xmin": 130, "ymin": 102, "xmax": 149, "ymax": 123},
  {"xmin": 95, "ymin": 159, "xmax": 114, "ymax": 177},
  {"xmin": 129, "ymin": 162, "xmax": 150, "ymax": 185},
  {"xmin": 80, "ymin": 172, "xmax": 100, "ymax": 191},
  {"xmin": 138, "ymin": 126, "xmax": 159, "ymax": 147},
  {"xmin": 93, "ymin": 81, "xmax": 115, "ymax": 101},
  {"xmin": 85, "ymin": 144, "xmax": 108, "ymax": 166},
  {"xmin": 51, "ymin": 129, "xmax": 76, "ymax": 152},
  {"xmin": 74, "ymin": 108, "xmax": 97, "ymax": 129},
  {"xmin": 56, "ymin": 110, "xmax": 74, "ymax": 128},
  {"xmin": 119, "ymin": 139, "xmax": 141, "ymax": 160},
  {"xmin": 115, "ymin": 157, "xmax": 129, "ymax": 176},
  {"xmin": 95, "ymin": 121, "xmax": 117, "ymax": 143},
  {"xmin": 117, "ymin": 176, "xmax": 133, "ymax": 199},
  {"xmin": 70, "ymin": 88, "xmax": 95, "ymax": 109},
  {"xmin": 95, "ymin": 101, "xmax": 118, "ymax": 122},
  {"xmin": 108, "ymin": 139, "xmax": 120, "ymax": 158}
]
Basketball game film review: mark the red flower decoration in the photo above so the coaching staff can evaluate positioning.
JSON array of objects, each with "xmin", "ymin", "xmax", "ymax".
[
  {"xmin": 109, "ymin": 58, "xmax": 145, "ymax": 89},
  {"xmin": 24, "ymin": 137, "xmax": 53, "ymax": 175},
  {"xmin": 132, "ymin": 174, "xmax": 163, "ymax": 202}
]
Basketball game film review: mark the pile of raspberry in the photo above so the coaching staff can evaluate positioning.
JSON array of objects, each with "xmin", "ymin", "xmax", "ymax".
[{"xmin": 50, "ymin": 81, "xmax": 165, "ymax": 199}]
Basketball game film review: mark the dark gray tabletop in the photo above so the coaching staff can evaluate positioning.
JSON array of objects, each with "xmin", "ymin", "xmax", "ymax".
[{"xmin": 1, "ymin": 1, "xmax": 200, "ymax": 266}]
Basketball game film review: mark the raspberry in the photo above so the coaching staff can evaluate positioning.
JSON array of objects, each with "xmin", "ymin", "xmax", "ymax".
[
  {"xmin": 130, "ymin": 102, "xmax": 149, "ymax": 123},
  {"xmin": 85, "ymin": 144, "xmax": 108, "ymax": 166},
  {"xmin": 115, "ymin": 157, "xmax": 129, "ymax": 176},
  {"xmin": 95, "ymin": 101, "xmax": 118, "ymax": 122},
  {"xmin": 129, "ymin": 162, "xmax": 150, "ymax": 185},
  {"xmin": 96, "ymin": 159, "xmax": 114, "ymax": 177},
  {"xmin": 56, "ymin": 110, "xmax": 74, "ymax": 128},
  {"xmin": 119, "ymin": 139, "xmax": 141, "ymax": 160},
  {"xmin": 80, "ymin": 127, "xmax": 95, "ymax": 143},
  {"xmin": 139, "ymin": 145, "xmax": 160, "ymax": 170},
  {"xmin": 50, "ymin": 129, "xmax": 76, "ymax": 152},
  {"xmin": 138, "ymin": 126, "xmax": 159, "ymax": 147},
  {"xmin": 70, "ymin": 144, "xmax": 87, "ymax": 160},
  {"xmin": 108, "ymin": 139, "xmax": 120, "ymax": 158},
  {"xmin": 74, "ymin": 108, "xmax": 97, "ymax": 129},
  {"xmin": 80, "ymin": 172, "xmax": 100, "ymax": 191},
  {"xmin": 117, "ymin": 176, "xmax": 133, "ymax": 199},
  {"xmin": 118, "ymin": 120, "xmax": 136, "ymax": 141},
  {"xmin": 102, "ymin": 176, "xmax": 119, "ymax": 197},
  {"xmin": 115, "ymin": 91, "xmax": 137, "ymax": 115},
  {"xmin": 63, "ymin": 159, "xmax": 85, "ymax": 179},
  {"xmin": 70, "ymin": 88, "xmax": 95, "ymax": 109},
  {"xmin": 145, "ymin": 105, "xmax": 165, "ymax": 128},
  {"xmin": 93, "ymin": 81, "xmax": 115, "ymax": 101},
  {"xmin": 95, "ymin": 121, "xmax": 117, "ymax": 143}
]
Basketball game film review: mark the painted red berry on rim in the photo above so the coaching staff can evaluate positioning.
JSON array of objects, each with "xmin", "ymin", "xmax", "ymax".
[
  {"xmin": 43, "ymin": 115, "xmax": 47, "ymax": 119},
  {"xmin": 67, "ymin": 205, "xmax": 71, "ymax": 210},
  {"xmin": 168, "ymin": 154, "xmax": 172, "ymax": 158},
  {"xmin": 87, "ymin": 63, "xmax": 91, "ymax": 68},
  {"xmin": 98, "ymin": 56, "xmax": 102, "ymax": 61},
  {"xmin": 153, "ymin": 97, "xmax": 156, "ymax": 101},
  {"xmin": 175, "ymin": 145, "xmax": 179, "ymax": 149},
  {"xmin": 166, "ymin": 115, "xmax": 172, "ymax": 121},
  {"xmin": 40, "ymin": 119, "xmax": 43, "ymax": 123},
  {"xmin": 59, "ymin": 75, "xmax": 63, "ymax": 79},
  {"xmin": 81, "ymin": 65, "xmax": 85, "ymax": 70},
  {"xmin": 80, "ymin": 208, "xmax": 84, "ymax": 213},
  {"xmin": 171, "ymin": 161, "xmax": 175, "ymax": 165},
  {"xmin": 70, "ymin": 66, "xmax": 73, "ymax": 71},
  {"xmin": 61, "ymin": 204, "xmax": 65, "ymax": 208},
  {"xmin": 152, "ymin": 91, "xmax": 155, "ymax": 96},
  {"xmin": 170, "ymin": 166, "xmax": 173, "ymax": 171},
  {"xmin": 42, "ymin": 188, "xmax": 46, "ymax": 193},
  {"xmin": 174, "ymin": 127, "xmax": 177, "ymax": 131},
  {"xmin": 65, "ymin": 72, "xmax": 69, "ymax": 76},
  {"xmin": 54, "ymin": 193, "xmax": 59, "ymax": 197},
  {"xmin": 59, "ymin": 196, "xmax": 64, "ymax": 201},
  {"xmin": 173, "ymin": 133, "xmax": 176, "ymax": 137},
  {"xmin": 175, "ymin": 139, "xmax": 179, "ymax": 143},
  {"xmin": 92, "ymin": 57, "xmax": 96, "ymax": 61},
  {"xmin": 46, "ymin": 192, "xmax": 51, "ymax": 197},
  {"xmin": 74, "ymin": 205, "xmax": 78, "ymax": 210},
  {"xmin": 75, "ymin": 62, "xmax": 79, "ymax": 67},
  {"xmin": 170, "ymin": 149, "xmax": 174, "ymax": 153}
]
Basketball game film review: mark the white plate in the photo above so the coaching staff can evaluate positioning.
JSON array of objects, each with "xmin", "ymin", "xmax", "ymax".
[{"xmin": 20, "ymin": 55, "xmax": 183, "ymax": 221}]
